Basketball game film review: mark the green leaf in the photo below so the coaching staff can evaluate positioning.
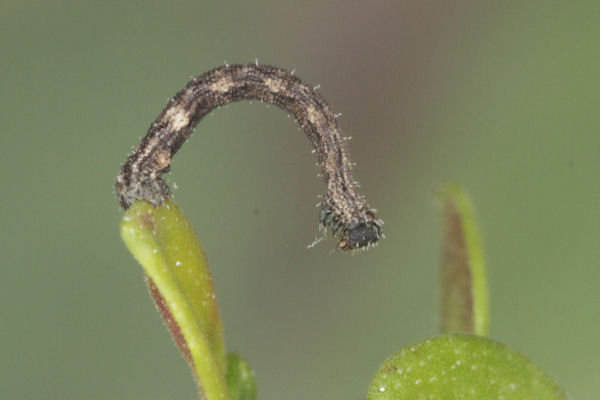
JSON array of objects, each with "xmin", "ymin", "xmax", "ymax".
[
  {"xmin": 367, "ymin": 334, "xmax": 567, "ymax": 400},
  {"xmin": 226, "ymin": 353, "xmax": 257, "ymax": 400},
  {"xmin": 440, "ymin": 185, "xmax": 490, "ymax": 336},
  {"xmin": 120, "ymin": 200, "xmax": 229, "ymax": 400}
]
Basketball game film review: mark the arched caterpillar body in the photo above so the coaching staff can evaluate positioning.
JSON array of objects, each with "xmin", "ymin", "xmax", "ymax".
[{"xmin": 115, "ymin": 64, "xmax": 382, "ymax": 250}]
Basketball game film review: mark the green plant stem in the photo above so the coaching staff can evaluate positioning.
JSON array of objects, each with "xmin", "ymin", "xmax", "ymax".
[{"xmin": 121, "ymin": 200, "xmax": 229, "ymax": 400}]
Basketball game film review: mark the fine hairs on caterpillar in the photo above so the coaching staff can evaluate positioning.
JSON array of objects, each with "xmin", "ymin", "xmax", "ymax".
[{"xmin": 115, "ymin": 63, "xmax": 383, "ymax": 251}]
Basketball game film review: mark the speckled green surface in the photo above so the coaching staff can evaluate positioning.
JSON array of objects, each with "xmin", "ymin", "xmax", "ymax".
[{"xmin": 368, "ymin": 334, "xmax": 566, "ymax": 400}]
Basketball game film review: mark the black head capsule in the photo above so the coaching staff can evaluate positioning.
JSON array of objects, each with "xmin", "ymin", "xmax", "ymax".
[{"xmin": 338, "ymin": 220, "xmax": 382, "ymax": 251}]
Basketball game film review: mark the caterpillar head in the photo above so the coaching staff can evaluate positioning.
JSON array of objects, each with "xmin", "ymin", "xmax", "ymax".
[
  {"xmin": 338, "ymin": 219, "xmax": 383, "ymax": 251},
  {"xmin": 319, "ymin": 206, "xmax": 383, "ymax": 251}
]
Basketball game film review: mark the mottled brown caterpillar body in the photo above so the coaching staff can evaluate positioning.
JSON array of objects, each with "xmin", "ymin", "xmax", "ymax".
[{"xmin": 115, "ymin": 63, "xmax": 382, "ymax": 250}]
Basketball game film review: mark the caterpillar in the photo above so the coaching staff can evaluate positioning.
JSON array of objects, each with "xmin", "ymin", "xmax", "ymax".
[{"xmin": 115, "ymin": 63, "xmax": 382, "ymax": 250}]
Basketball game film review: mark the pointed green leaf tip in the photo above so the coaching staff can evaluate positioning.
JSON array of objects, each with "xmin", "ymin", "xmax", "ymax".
[
  {"xmin": 440, "ymin": 185, "xmax": 490, "ymax": 336},
  {"xmin": 120, "ymin": 200, "xmax": 230, "ymax": 400},
  {"xmin": 368, "ymin": 334, "xmax": 566, "ymax": 400},
  {"xmin": 226, "ymin": 353, "xmax": 257, "ymax": 400}
]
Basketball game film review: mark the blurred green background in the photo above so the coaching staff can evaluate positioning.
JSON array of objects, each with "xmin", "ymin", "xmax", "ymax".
[{"xmin": 2, "ymin": 1, "xmax": 598, "ymax": 399}]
